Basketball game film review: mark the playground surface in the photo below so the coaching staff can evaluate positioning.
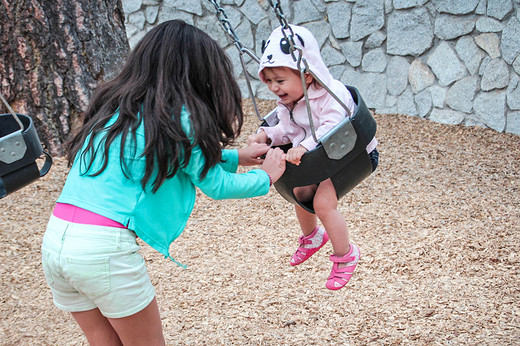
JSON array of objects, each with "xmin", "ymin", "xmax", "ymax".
[{"xmin": 0, "ymin": 99, "xmax": 518, "ymax": 345}]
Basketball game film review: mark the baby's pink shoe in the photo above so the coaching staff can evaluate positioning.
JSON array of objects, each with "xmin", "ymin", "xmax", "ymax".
[
  {"xmin": 290, "ymin": 226, "xmax": 329, "ymax": 266},
  {"xmin": 326, "ymin": 244, "xmax": 360, "ymax": 290}
]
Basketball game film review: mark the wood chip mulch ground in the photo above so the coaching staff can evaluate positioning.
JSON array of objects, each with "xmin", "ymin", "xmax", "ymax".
[{"xmin": 0, "ymin": 99, "xmax": 519, "ymax": 345}]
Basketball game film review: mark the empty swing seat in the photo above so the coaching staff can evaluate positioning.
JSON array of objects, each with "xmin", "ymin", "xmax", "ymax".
[
  {"xmin": 265, "ymin": 86, "xmax": 377, "ymax": 213},
  {"xmin": 0, "ymin": 113, "xmax": 52, "ymax": 199}
]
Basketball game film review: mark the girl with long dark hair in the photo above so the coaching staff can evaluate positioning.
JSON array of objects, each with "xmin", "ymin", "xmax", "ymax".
[{"xmin": 41, "ymin": 20, "xmax": 286, "ymax": 345}]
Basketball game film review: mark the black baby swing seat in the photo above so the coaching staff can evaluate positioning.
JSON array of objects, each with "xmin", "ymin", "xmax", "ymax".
[
  {"xmin": 264, "ymin": 85, "xmax": 377, "ymax": 213},
  {"xmin": 207, "ymin": 0, "xmax": 377, "ymax": 214},
  {"xmin": 0, "ymin": 113, "xmax": 52, "ymax": 199}
]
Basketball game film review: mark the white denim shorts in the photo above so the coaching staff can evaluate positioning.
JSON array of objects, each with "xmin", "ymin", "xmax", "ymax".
[{"xmin": 41, "ymin": 215, "xmax": 155, "ymax": 318}]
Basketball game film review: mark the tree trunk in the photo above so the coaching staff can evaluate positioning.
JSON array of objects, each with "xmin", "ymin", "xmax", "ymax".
[{"xmin": 0, "ymin": 0, "xmax": 129, "ymax": 155}]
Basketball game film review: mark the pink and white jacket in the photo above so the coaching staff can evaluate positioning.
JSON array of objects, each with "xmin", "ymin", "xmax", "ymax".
[{"xmin": 258, "ymin": 24, "xmax": 377, "ymax": 153}]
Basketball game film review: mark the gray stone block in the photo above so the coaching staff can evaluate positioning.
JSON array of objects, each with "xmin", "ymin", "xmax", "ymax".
[
  {"xmin": 163, "ymin": 0, "xmax": 202, "ymax": 15},
  {"xmin": 476, "ymin": 0, "xmax": 487, "ymax": 15},
  {"xmin": 303, "ymin": 21, "xmax": 331, "ymax": 48},
  {"xmin": 387, "ymin": 8, "xmax": 433, "ymax": 56},
  {"xmin": 475, "ymin": 33, "xmax": 501, "ymax": 59},
  {"xmin": 431, "ymin": 0, "xmax": 479, "ymax": 15},
  {"xmin": 487, "ymin": 0, "xmax": 514, "ymax": 20},
  {"xmin": 157, "ymin": 6, "xmax": 194, "ymax": 25},
  {"xmin": 128, "ymin": 11, "xmax": 146, "ymax": 30},
  {"xmin": 397, "ymin": 88, "xmax": 417, "ymax": 115},
  {"xmin": 384, "ymin": 0, "xmax": 393, "ymax": 14},
  {"xmin": 350, "ymin": 72, "xmax": 387, "ymax": 109},
  {"xmin": 415, "ymin": 89, "xmax": 433, "ymax": 117},
  {"xmin": 507, "ymin": 74, "xmax": 520, "ymax": 110},
  {"xmin": 506, "ymin": 111, "xmax": 520, "ymax": 134},
  {"xmin": 514, "ymin": 55, "xmax": 520, "ymax": 75},
  {"xmin": 293, "ymin": 0, "xmax": 322, "ymax": 24},
  {"xmin": 500, "ymin": 16, "xmax": 520, "ymax": 64},
  {"xmin": 386, "ymin": 56, "xmax": 410, "ymax": 96},
  {"xmin": 481, "ymin": 58, "xmax": 510, "ymax": 91},
  {"xmin": 393, "ymin": 0, "xmax": 428, "ymax": 9},
  {"xmin": 474, "ymin": 90, "xmax": 507, "ymax": 131},
  {"xmin": 321, "ymin": 45, "xmax": 346, "ymax": 66},
  {"xmin": 123, "ymin": 0, "xmax": 143, "ymax": 13},
  {"xmin": 434, "ymin": 14, "xmax": 475, "ymax": 40},
  {"xmin": 427, "ymin": 42, "xmax": 467, "ymax": 86},
  {"xmin": 429, "ymin": 108, "xmax": 466, "ymax": 124},
  {"xmin": 445, "ymin": 76, "xmax": 478, "ymax": 113},
  {"xmin": 339, "ymin": 41, "xmax": 363, "ymax": 67},
  {"xmin": 428, "ymin": 85, "xmax": 447, "ymax": 108},
  {"xmin": 476, "ymin": 17, "xmax": 505, "ymax": 32},
  {"xmin": 145, "ymin": 5, "xmax": 159, "ymax": 24},
  {"xmin": 241, "ymin": 0, "xmax": 268, "ymax": 25},
  {"xmin": 364, "ymin": 31, "xmax": 386, "ymax": 49},
  {"xmin": 362, "ymin": 48, "xmax": 387, "ymax": 73},
  {"xmin": 350, "ymin": 0, "xmax": 384, "ymax": 41},
  {"xmin": 197, "ymin": 15, "xmax": 233, "ymax": 48},
  {"xmin": 327, "ymin": 2, "xmax": 352, "ymax": 39},
  {"xmin": 456, "ymin": 36, "xmax": 486, "ymax": 76},
  {"xmin": 409, "ymin": 59, "xmax": 435, "ymax": 93},
  {"xmin": 255, "ymin": 18, "xmax": 273, "ymax": 54}
]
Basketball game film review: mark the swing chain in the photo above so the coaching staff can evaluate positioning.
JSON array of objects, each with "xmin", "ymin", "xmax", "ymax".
[
  {"xmin": 267, "ymin": 0, "xmax": 301, "ymax": 64},
  {"xmin": 208, "ymin": 0, "xmax": 242, "ymax": 50},
  {"xmin": 207, "ymin": 0, "xmax": 263, "ymax": 121},
  {"xmin": 0, "ymin": 93, "xmax": 24, "ymax": 131}
]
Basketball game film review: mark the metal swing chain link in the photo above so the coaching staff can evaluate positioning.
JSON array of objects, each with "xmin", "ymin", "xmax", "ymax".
[
  {"xmin": 208, "ymin": 0, "xmax": 242, "ymax": 49},
  {"xmin": 0, "ymin": 93, "xmax": 23, "ymax": 131},
  {"xmin": 207, "ymin": 0, "xmax": 263, "ymax": 120}
]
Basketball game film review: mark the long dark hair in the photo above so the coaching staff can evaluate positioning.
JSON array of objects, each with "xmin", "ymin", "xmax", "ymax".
[{"xmin": 67, "ymin": 20, "xmax": 243, "ymax": 192}]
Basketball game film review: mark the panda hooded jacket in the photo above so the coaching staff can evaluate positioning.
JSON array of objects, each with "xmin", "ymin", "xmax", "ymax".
[{"xmin": 257, "ymin": 24, "xmax": 362, "ymax": 151}]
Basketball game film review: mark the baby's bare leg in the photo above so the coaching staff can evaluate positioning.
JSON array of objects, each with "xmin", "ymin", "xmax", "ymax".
[
  {"xmin": 313, "ymin": 179, "xmax": 350, "ymax": 256},
  {"xmin": 293, "ymin": 185, "xmax": 318, "ymax": 236}
]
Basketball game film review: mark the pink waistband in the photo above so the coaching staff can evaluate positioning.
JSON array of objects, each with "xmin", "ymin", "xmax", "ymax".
[{"xmin": 53, "ymin": 203, "xmax": 126, "ymax": 228}]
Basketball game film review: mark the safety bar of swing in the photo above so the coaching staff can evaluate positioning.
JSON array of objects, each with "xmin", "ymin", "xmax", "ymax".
[{"xmin": 0, "ymin": 93, "xmax": 24, "ymax": 131}]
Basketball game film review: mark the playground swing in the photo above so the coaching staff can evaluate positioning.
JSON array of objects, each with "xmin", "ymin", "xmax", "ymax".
[
  {"xmin": 0, "ymin": 93, "xmax": 52, "ymax": 199},
  {"xmin": 209, "ymin": 0, "xmax": 377, "ymax": 213}
]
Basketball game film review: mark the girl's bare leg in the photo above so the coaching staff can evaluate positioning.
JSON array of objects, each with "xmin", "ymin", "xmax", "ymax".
[
  {"xmin": 72, "ymin": 297, "xmax": 165, "ymax": 346},
  {"xmin": 72, "ymin": 309, "xmax": 123, "ymax": 346}
]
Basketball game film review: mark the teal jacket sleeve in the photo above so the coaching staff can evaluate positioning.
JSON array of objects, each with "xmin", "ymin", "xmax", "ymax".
[
  {"xmin": 220, "ymin": 149, "xmax": 239, "ymax": 173},
  {"xmin": 179, "ymin": 107, "xmax": 270, "ymax": 199},
  {"xmin": 183, "ymin": 144, "xmax": 270, "ymax": 200}
]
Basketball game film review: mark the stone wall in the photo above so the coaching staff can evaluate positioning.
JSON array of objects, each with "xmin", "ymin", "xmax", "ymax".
[{"xmin": 123, "ymin": 0, "xmax": 520, "ymax": 135}]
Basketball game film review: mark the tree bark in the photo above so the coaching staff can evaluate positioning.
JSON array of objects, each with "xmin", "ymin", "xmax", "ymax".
[{"xmin": 0, "ymin": 0, "xmax": 129, "ymax": 155}]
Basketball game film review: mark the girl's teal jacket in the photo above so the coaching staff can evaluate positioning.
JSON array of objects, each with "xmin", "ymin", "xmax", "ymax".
[{"xmin": 57, "ymin": 108, "xmax": 270, "ymax": 261}]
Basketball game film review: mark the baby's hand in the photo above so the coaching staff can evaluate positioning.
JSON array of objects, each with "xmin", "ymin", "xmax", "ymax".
[
  {"xmin": 247, "ymin": 131, "xmax": 268, "ymax": 146},
  {"xmin": 286, "ymin": 146, "xmax": 307, "ymax": 166}
]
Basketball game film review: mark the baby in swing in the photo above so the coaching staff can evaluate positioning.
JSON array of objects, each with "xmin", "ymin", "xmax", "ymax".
[{"xmin": 248, "ymin": 24, "xmax": 378, "ymax": 290}]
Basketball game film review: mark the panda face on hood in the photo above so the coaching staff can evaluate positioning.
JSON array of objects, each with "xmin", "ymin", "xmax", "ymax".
[{"xmin": 258, "ymin": 24, "xmax": 332, "ymax": 86}]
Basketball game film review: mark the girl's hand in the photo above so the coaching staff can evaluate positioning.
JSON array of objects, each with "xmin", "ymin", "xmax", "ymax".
[
  {"xmin": 260, "ymin": 147, "xmax": 286, "ymax": 184},
  {"xmin": 286, "ymin": 146, "xmax": 307, "ymax": 166},
  {"xmin": 238, "ymin": 143, "xmax": 270, "ymax": 166},
  {"xmin": 247, "ymin": 131, "xmax": 268, "ymax": 146}
]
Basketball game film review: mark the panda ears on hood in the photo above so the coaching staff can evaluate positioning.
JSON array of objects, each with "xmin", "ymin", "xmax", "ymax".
[{"xmin": 261, "ymin": 34, "xmax": 305, "ymax": 54}]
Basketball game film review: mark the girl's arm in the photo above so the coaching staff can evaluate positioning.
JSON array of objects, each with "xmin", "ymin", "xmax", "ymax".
[{"xmin": 184, "ymin": 144, "xmax": 269, "ymax": 200}]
